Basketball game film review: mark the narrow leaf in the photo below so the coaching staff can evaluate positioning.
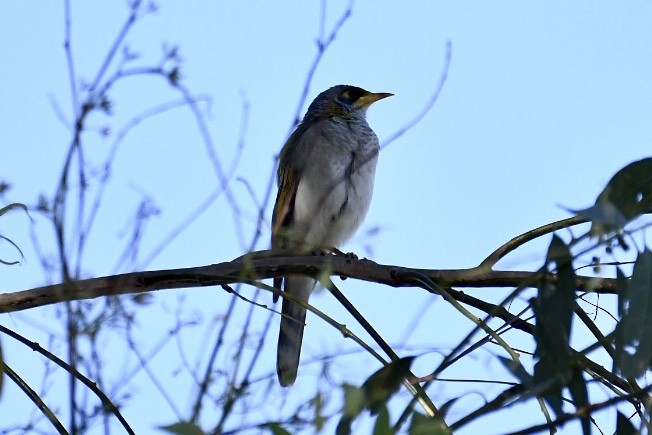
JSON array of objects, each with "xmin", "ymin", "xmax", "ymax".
[
  {"xmin": 567, "ymin": 370, "xmax": 590, "ymax": 435},
  {"xmin": 335, "ymin": 417, "xmax": 353, "ymax": 435},
  {"xmin": 336, "ymin": 384, "xmax": 365, "ymax": 435},
  {"xmin": 342, "ymin": 384, "xmax": 365, "ymax": 418},
  {"xmin": 532, "ymin": 235, "xmax": 576, "ymax": 415},
  {"xmin": 619, "ymin": 250, "xmax": 652, "ymax": 378},
  {"xmin": 437, "ymin": 398, "xmax": 459, "ymax": 420},
  {"xmin": 267, "ymin": 423, "xmax": 292, "ymax": 435},
  {"xmin": 614, "ymin": 267, "xmax": 630, "ymax": 373},
  {"xmin": 533, "ymin": 359, "xmax": 563, "ymax": 416},
  {"xmin": 572, "ymin": 158, "xmax": 652, "ymax": 236},
  {"xmin": 372, "ymin": 404, "xmax": 392, "ymax": 435},
  {"xmin": 616, "ymin": 411, "xmax": 638, "ymax": 435},
  {"xmin": 158, "ymin": 421, "xmax": 204, "ymax": 435},
  {"xmin": 408, "ymin": 412, "xmax": 451, "ymax": 435},
  {"xmin": 362, "ymin": 356, "xmax": 415, "ymax": 414},
  {"xmin": 497, "ymin": 355, "xmax": 532, "ymax": 385},
  {"xmin": 0, "ymin": 202, "xmax": 29, "ymax": 218}
]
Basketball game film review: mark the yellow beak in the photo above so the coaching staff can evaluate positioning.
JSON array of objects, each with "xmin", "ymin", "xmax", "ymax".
[{"xmin": 354, "ymin": 92, "xmax": 393, "ymax": 109}]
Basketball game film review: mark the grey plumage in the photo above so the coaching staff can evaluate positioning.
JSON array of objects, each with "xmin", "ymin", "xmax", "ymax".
[{"xmin": 272, "ymin": 85, "xmax": 391, "ymax": 386}]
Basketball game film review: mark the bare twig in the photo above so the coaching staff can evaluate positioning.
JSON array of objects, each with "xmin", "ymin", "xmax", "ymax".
[
  {"xmin": 502, "ymin": 385, "xmax": 652, "ymax": 435},
  {"xmin": 3, "ymin": 363, "xmax": 69, "ymax": 434},
  {"xmin": 324, "ymin": 278, "xmax": 440, "ymax": 419},
  {"xmin": 480, "ymin": 216, "xmax": 589, "ymax": 269},
  {"xmin": 0, "ymin": 325, "xmax": 135, "ymax": 434},
  {"xmin": 290, "ymin": 0, "xmax": 355, "ymax": 129},
  {"xmin": 381, "ymin": 40, "xmax": 452, "ymax": 149}
]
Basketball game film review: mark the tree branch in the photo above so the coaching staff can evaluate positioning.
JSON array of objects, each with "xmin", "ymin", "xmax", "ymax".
[{"xmin": 0, "ymin": 251, "xmax": 618, "ymax": 314}]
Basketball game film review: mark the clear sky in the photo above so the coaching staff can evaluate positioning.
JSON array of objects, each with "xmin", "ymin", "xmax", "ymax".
[{"xmin": 1, "ymin": 2, "xmax": 651, "ymax": 434}]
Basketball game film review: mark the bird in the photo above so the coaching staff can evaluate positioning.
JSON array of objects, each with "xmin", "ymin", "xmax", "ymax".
[{"xmin": 272, "ymin": 84, "xmax": 392, "ymax": 386}]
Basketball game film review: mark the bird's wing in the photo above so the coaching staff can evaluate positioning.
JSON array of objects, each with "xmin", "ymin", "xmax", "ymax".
[
  {"xmin": 271, "ymin": 120, "xmax": 325, "ymax": 245},
  {"xmin": 271, "ymin": 164, "xmax": 298, "ymax": 295},
  {"xmin": 271, "ymin": 121, "xmax": 317, "ymax": 292},
  {"xmin": 271, "ymin": 164, "xmax": 299, "ymax": 250}
]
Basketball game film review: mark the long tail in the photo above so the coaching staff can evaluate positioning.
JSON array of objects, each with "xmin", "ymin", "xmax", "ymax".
[{"xmin": 277, "ymin": 276, "xmax": 315, "ymax": 387}]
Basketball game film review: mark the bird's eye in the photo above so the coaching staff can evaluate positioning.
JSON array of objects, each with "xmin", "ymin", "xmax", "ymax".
[{"xmin": 339, "ymin": 88, "xmax": 363, "ymax": 105}]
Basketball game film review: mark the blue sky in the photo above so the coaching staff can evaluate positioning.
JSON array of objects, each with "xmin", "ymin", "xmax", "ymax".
[{"xmin": 1, "ymin": 2, "xmax": 651, "ymax": 434}]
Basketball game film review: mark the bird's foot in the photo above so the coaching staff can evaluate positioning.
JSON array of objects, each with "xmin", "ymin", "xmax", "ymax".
[
  {"xmin": 313, "ymin": 247, "xmax": 332, "ymax": 257},
  {"xmin": 329, "ymin": 247, "xmax": 358, "ymax": 260}
]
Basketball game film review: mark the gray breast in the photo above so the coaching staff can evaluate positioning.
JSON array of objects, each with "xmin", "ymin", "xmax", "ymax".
[{"xmin": 291, "ymin": 117, "xmax": 379, "ymax": 248}]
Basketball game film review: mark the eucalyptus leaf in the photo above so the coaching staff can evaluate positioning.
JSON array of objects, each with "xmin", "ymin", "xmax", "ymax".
[
  {"xmin": 408, "ymin": 412, "xmax": 451, "ymax": 435},
  {"xmin": 613, "ymin": 267, "xmax": 630, "ymax": 374},
  {"xmin": 568, "ymin": 371, "xmax": 590, "ymax": 435},
  {"xmin": 158, "ymin": 421, "xmax": 204, "ymax": 435},
  {"xmin": 0, "ymin": 202, "xmax": 29, "ymax": 218},
  {"xmin": 571, "ymin": 158, "xmax": 652, "ymax": 236},
  {"xmin": 617, "ymin": 250, "xmax": 652, "ymax": 378},
  {"xmin": 497, "ymin": 355, "xmax": 532, "ymax": 385},
  {"xmin": 342, "ymin": 383, "xmax": 365, "ymax": 418},
  {"xmin": 372, "ymin": 404, "xmax": 392, "ymax": 435},
  {"xmin": 616, "ymin": 411, "xmax": 638, "ymax": 435},
  {"xmin": 362, "ymin": 356, "xmax": 415, "ymax": 415},
  {"xmin": 267, "ymin": 423, "xmax": 292, "ymax": 435},
  {"xmin": 532, "ymin": 235, "xmax": 576, "ymax": 415}
]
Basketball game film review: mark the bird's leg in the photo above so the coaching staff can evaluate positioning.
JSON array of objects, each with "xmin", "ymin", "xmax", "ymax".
[{"xmin": 322, "ymin": 247, "xmax": 357, "ymax": 282}]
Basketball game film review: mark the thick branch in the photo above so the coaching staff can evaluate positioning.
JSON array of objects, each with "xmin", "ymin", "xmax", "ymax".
[{"xmin": 0, "ymin": 251, "xmax": 617, "ymax": 313}]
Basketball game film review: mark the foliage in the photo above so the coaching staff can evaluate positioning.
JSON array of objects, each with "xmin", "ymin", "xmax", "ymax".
[{"xmin": 2, "ymin": 2, "xmax": 652, "ymax": 435}]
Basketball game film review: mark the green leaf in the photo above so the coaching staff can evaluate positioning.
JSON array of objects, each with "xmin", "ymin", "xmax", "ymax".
[
  {"xmin": 614, "ymin": 267, "xmax": 630, "ymax": 373},
  {"xmin": 338, "ymin": 358, "xmax": 416, "ymax": 433},
  {"xmin": 158, "ymin": 421, "xmax": 204, "ymax": 435},
  {"xmin": 532, "ymin": 359, "xmax": 563, "ymax": 415},
  {"xmin": 571, "ymin": 158, "xmax": 652, "ymax": 236},
  {"xmin": 311, "ymin": 390, "xmax": 325, "ymax": 431},
  {"xmin": 497, "ymin": 355, "xmax": 532, "ymax": 385},
  {"xmin": 567, "ymin": 371, "xmax": 589, "ymax": 435},
  {"xmin": 408, "ymin": 412, "xmax": 451, "ymax": 435},
  {"xmin": 532, "ymin": 235, "xmax": 576, "ymax": 415},
  {"xmin": 342, "ymin": 383, "xmax": 365, "ymax": 418},
  {"xmin": 616, "ymin": 250, "xmax": 652, "ymax": 378},
  {"xmin": 267, "ymin": 423, "xmax": 291, "ymax": 435},
  {"xmin": 616, "ymin": 411, "xmax": 638, "ymax": 435},
  {"xmin": 437, "ymin": 398, "xmax": 458, "ymax": 420},
  {"xmin": 335, "ymin": 416, "xmax": 353, "ymax": 435},
  {"xmin": 336, "ymin": 384, "xmax": 365, "ymax": 435},
  {"xmin": 616, "ymin": 267, "xmax": 630, "ymax": 318},
  {"xmin": 362, "ymin": 356, "xmax": 415, "ymax": 414},
  {"xmin": 372, "ymin": 404, "xmax": 392, "ymax": 435},
  {"xmin": 532, "ymin": 235, "xmax": 575, "ymax": 359}
]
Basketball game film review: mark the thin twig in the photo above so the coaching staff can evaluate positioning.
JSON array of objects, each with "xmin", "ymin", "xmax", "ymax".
[
  {"xmin": 0, "ymin": 325, "xmax": 135, "ymax": 434},
  {"xmin": 503, "ymin": 385, "xmax": 652, "ymax": 435},
  {"xmin": 3, "ymin": 363, "xmax": 69, "ymax": 434},
  {"xmin": 381, "ymin": 40, "xmax": 452, "ymax": 149},
  {"xmin": 324, "ymin": 278, "xmax": 440, "ymax": 419},
  {"xmin": 480, "ymin": 216, "xmax": 588, "ymax": 269}
]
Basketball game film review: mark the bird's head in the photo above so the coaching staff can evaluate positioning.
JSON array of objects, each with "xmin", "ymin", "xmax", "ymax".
[{"xmin": 305, "ymin": 85, "xmax": 393, "ymax": 121}]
